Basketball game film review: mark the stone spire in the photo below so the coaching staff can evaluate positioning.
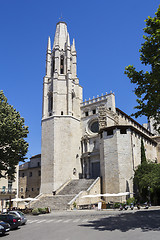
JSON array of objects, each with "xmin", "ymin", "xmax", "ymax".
[
  {"xmin": 66, "ymin": 32, "xmax": 70, "ymax": 47},
  {"xmin": 71, "ymin": 38, "xmax": 76, "ymax": 52},
  {"xmin": 71, "ymin": 38, "xmax": 77, "ymax": 78},
  {"xmin": 46, "ymin": 36, "xmax": 51, "ymax": 76},
  {"xmin": 53, "ymin": 21, "xmax": 68, "ymax": 50},
  {"xmin": 47, "ymin": 36, "xmax": 51, "ymax": 53}
]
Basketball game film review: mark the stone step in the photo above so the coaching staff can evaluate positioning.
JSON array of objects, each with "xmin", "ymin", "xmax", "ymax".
[
  {"xmin": 31, "ymin": 179, "xmax": 95, "ymax": 210},
  {"xmin": 31, "ymin": 195, "xmax": 75, "ymax": 210},
  {"xmin": 58, "ymin": 179, "xmax": 95, "ymax": 195}
]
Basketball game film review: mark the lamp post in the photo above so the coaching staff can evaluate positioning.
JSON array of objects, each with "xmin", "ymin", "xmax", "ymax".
[{"xmin": 148, "ymin": 186, "xmax": 151, "ymax": 206}]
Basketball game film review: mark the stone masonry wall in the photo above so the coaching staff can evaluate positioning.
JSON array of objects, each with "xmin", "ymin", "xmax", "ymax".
[
  {"xmin": 41, "ymin": 117, "xmax": 55, "ymax": 194},
  {"xmin": 100, "ymin": 129, "xmax": 120, "ymax": 195},
  {"xmin": 100, "ymin": 126, "xmax": 158, "ymax": 202},
  {"xmin": 41, "ymin": 115, "xmax": 82, "ymax": 194}
]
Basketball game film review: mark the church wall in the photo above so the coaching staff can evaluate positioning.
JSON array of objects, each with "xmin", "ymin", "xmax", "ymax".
[
  {"xmin": 116, "ymin": 129, "xmax": 134, "ymax": 197},
  {"xmin": 72, "ymin": 84, "xmax": 83, "ymax": 118},
  {"xmin": 117, "ymin": 109, "xmax": 154, "ymax": 138},
  {"xmin": 130, "ymin": 131, "xmax": 141, "ymax": 168},
  {"xmin": 41, "ymin": 118, "xmax": 55, "ymax": 194},
  {"xmin": 41, "ymin": 115, "xmax": 82, "ymax": 194},
  {"xmin": 153, "ymin": 137, "xmax": 160, "ymax": 163},
  {"xmin": 53, "ymin": 116, "xmax": 82, "ymax": 190},
  {"xmin": 106, "ymin": 114, "xmax": 116, "ymax": 127},
  {"xmin": 99, "ymin": 125, "xmax": 158, "ymax": 201},
  {"xmin": 56, "ymin": 94, "xmax": 67, "ymax": 115},
  {"xmin": 131, "ymin": 131, "xmax": 157, "ymax": 168},
  {"xmin": 145, "ymin": 139, "xmax": 157, "ymax": 161},
  {"xmin": 100, "ymin": 130, "xmax": 120, "ymax": 194},
  {"xmin": 57, "ymin": 80, "xmax": 67, "ymax": 95},
  {"xmin": 89, "ymin": 137, "xmax": 99, "ymax": 152},
  {"xmin": 100, "ymin": 128, "xmax": 134, "ymax": 197}
]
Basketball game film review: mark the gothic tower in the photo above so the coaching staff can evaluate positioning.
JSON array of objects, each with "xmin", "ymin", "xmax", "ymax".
[{"xmin": 41, "ymin": 22, "xmax": 83, "ymax": 194}]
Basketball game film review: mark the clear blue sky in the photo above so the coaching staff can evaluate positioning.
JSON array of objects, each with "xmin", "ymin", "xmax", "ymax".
[{"xmin": 0, "ymin": 0, "xmax": 159, "ymax": 160}]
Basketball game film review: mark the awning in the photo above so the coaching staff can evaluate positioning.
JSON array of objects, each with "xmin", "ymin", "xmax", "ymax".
[{"xmin": 82, "ymin": 192, "xmax": 130, "ymax": 198}]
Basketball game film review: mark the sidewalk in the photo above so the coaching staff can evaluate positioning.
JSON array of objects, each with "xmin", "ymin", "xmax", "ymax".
[{"xmin": 44, "ymin": 205, "xmax": 160, "ymax": 217}]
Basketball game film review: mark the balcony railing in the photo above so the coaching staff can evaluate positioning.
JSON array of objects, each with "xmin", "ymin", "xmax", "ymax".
[{"xmin": 0, "ymin": 188, "xmax": 17, "ymax": 195}]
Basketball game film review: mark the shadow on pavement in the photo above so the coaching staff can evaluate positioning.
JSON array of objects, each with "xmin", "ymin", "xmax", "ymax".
[{"xmin": 79, "ymin": 210, "xmax": 160, "ymax": 232}]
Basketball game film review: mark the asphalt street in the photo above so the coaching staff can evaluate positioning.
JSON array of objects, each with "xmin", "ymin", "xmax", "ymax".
[{"xmin": 2, "ymin": 207, "xmax": 160, "ymax": 240}]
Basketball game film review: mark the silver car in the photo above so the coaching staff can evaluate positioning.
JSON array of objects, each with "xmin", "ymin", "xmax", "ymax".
[{"xmin": 8, "ymin": 211, "xmax": 27, "ymax": 225}]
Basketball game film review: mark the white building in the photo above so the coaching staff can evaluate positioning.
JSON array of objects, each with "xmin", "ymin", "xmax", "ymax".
[{"xmin": 40, "ymin": 21, "xmax": 160, "ymax": 200}]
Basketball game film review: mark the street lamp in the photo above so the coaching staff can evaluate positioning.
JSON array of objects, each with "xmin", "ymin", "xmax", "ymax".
[{"xmin": 148, "ymin": 186, "xmax": 151, "ymax": 206}]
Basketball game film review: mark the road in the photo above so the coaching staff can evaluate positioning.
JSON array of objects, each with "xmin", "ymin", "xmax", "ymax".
[{"xmin": 2, "ymin": 207, "xmax": 160, "ymax": 240}]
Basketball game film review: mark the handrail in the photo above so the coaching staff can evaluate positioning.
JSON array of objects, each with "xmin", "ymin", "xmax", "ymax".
[
  {"xmin": 0, "ymin": 188, "xmax": 17, "ymax": 194},
  {"xmin": 68, "ymin": 177, "xmax": 100, "ymax": 206}
]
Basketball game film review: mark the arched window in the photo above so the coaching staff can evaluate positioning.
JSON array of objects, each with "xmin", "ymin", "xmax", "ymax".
[
  {"xmin": 48, "ymin": 93, "xmax": 53, "ymax": 113},
  {"xmin": 60, "ymin": 55, "xmax": 64, "ymax": 74},
  {"xmin": 52, "ymin": 58, "xmax": 55, "ymax": 73}
]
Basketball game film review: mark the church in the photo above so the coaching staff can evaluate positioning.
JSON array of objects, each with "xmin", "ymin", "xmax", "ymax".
[{"xmin": 40, "ymin": 21, "xmax": 160, "ymax": 203}]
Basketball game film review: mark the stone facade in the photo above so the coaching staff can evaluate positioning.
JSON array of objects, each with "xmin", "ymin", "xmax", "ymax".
[
  {"xmin": 19, "ymin": 154, "xmax": 41, "ymax": 198},
  {"xmin": 0, "ymin": 166, "xmax": 19, "ymax": 211},
  {"xmin": 41, "ymin": 21, "xmax": 160, "ymax": 200}
]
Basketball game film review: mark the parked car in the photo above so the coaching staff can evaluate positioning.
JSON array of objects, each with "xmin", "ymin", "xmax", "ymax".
[
  {"xmin": 0, "ymin": 221, "xmax": 10, "ymax": 235},
  {"xmin": 0, "ymin": 214, "xmax": 21, "ymax": 230},
  {"xmin": 8, "ymin": 211, "xmax": 27, "ymax": 225},
  {"xmin": 0, "ymin": 224, "xmax": 5, "ymax": 235}
]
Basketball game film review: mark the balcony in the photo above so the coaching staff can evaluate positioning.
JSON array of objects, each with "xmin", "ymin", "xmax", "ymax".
[{"xmin": 0, "ymin": 188, "xmax": 17, "ymax": 200}]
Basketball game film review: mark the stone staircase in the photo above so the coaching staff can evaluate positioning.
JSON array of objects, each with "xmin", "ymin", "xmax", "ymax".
[
  {"xmin": 57, "ymin": 179, "xmax": 95, "ymax": 195},
  {"xmin": 31, "ymin": 179, "xmax": 95, "ymax": 211}
]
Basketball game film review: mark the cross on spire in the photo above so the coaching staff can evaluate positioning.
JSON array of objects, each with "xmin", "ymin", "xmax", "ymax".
[{"xmin": 59, "ymin": 13, "xmax": 65, "ymax": 21}]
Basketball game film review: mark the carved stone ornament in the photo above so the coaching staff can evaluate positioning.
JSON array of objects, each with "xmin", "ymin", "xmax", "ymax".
[
  {"xmin": 98, "ymin": 105, "xmax": 119, "ymax": 130},
  {"xmin": 98, "ymin": 106, "xmax": 107, "ymax": 129},
  {"xmin": 81, "ymin": 131, "xmax": 89, "ymax": 141},
  {"xmin": 106, "ymin": 109, "xmax": 119, "ymax": 125}
]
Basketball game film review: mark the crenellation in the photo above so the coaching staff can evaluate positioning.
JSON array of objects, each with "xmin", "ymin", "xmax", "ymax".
[{"xmin": 81, "ymin": 92, "xmax": 115, "ymax": 107}]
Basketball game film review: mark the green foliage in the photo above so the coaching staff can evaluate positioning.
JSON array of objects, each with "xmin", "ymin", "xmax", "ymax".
[
  {"xmin": 32, "ymin": 208, "xmax": 49, "ymax": 215},
  {"xmin": 134, "ymin": 161, "xmax": 160, "ymax": 203},
  {"xmin": 0, "ymin": 90, "xmax": 29, "ymax": 179},
  {"xmin": 32, "ymin": 208, "xmax": 40, "ymax": 215},
  {"xmin": 141, "ymin": 139, "xmax": 146, "ymax": 164},
  {"xmin": 113, "ymin": 202, "xmax": 120, "ymax": 208},
  {"xmin": 126, "ymin": 197, "xmax": 136, "ymax": 205},
  {"xmin": 73, "ymin": 202, "xmax": 77, "ymax": 208},
  {"xmin": 124, "ymin": 5, "xmax": 160, "ymax": 133},
  {"xmin": 38, "ymin": 208, "xmax": 47, "ymax": 214}
]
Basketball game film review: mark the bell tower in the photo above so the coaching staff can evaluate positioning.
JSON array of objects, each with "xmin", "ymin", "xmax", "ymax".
[{"xmin": 41, "ymin": 22, "xmax": 83, "ymax": 194}]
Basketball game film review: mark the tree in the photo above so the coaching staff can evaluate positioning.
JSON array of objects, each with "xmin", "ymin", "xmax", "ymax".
[
  {"xmin": 134, "ymin": 161, "xmax": 160, "ymax": 204},
  {"xmin": 0, "ymin": 91, "xmax": 29, "ymax": 180},
  {"xmin": 124, "ymin": 5, "xmax": 160, "ymax": 133},
  {"xmin": 141, "ymin": 139, "xmax": 146, "ymax": 164}
]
